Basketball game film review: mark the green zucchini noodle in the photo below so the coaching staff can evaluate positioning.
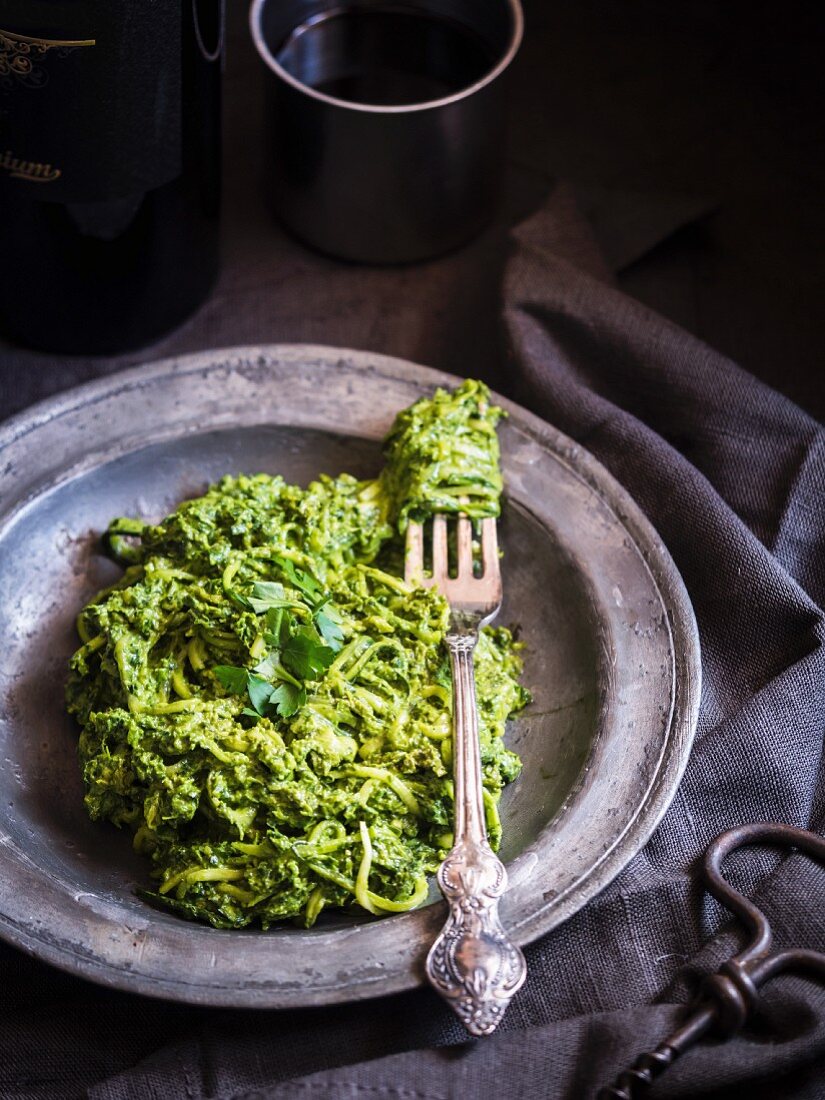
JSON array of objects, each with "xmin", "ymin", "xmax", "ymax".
[{"xmin": 66, "ymin": 380, "xmax": 530, "ymax": 929}]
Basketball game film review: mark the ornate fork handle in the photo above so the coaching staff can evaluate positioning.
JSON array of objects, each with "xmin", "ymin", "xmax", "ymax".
[{"xmin": 425, "ymin": 630, "xmax": 527, "ymax": 1036}]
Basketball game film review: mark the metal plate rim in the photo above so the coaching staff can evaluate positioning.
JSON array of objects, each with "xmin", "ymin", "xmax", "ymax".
[{"xmin": 0, "ymin": 343, "xmax": 701, "ymax": 1007}]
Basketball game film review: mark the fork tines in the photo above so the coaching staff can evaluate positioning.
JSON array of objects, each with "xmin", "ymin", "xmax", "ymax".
[{"xmin": 404, "ymin": 514, "xmax": 501, "ymax": 612}]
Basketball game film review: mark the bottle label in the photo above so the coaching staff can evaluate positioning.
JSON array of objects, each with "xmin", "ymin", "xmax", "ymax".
[{"xmin": 0, "ymin": 1, "xmax": 182, "ymax": 202}]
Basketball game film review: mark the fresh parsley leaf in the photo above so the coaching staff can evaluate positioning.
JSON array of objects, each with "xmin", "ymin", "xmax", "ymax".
[
  {"xmin": 315, "ymin": 607, "xmax": 345, "ymax": 652},
  {"xmin": 253, "ymin": 652, "xmax": 280, "ymax": 680},
  {"xmin": 252, "ymin": 581, "xmax": 286, "ymax": 601},
  {"xmin": 215, "ymin": 662, "xmax": 309, "ymax": 720},
  {"xmin": 265, "ymin": 610, "xmax": 301, "ymax": 654},
  {"xmin": 248, "ymin": 580, "xmax": 302, "ymax": 614},
  {"xmin": 276, "ymin": 557, "xmax": 325, "ymax": 605},
  {"xmin": 281, "ymin": 629, "xmax": 335, "ymax": 680},
  {"xmin": 269, "ymin": 681, "xmax": 306, "ymax": 718},
  {"xmin": 248, "ymin": 597, "xmax": 286, "ymax": 613},
  {"xmin": 263, "ymin": 606, "xmax": 286, "ymax": 647},
  {"xmin": 247, "ymin": 674, "xmax": 275, "ymax": 716},
  {"xmin": 214, "ymin": 665, "xmax": 248, "ymax": 694}
]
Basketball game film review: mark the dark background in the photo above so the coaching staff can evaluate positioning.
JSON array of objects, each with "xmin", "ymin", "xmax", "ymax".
[
  {"xmin": 525, "ymin": 0, "xmax": 824, "ymax": 421},
  {"xmin": 0, "ymin": 0, "xmax": 822, "ymax": 422}
]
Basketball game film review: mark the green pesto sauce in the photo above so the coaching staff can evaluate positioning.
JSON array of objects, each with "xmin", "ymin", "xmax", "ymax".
[{"xmin": 66, "ymin": 380, "xmax": 530, "ymax": 929}]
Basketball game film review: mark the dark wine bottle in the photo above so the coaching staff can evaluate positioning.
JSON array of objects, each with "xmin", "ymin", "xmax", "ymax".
[{"xmin": 0, "ymin": 0, "xmax": 223, "ymax": 355}]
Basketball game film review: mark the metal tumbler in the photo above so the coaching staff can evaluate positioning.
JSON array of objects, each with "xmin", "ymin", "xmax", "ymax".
[{"xmin": 249, "ymin": 0, "xmax": 524, "ymax": 263}]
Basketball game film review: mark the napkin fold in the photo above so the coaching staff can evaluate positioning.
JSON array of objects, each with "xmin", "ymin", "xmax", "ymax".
[{"xmin": 575, "ymin": 184, "xmax": 719, "ymax": 273}]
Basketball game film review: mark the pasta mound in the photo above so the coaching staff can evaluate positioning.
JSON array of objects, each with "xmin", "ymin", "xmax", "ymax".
[{"xmin": 66, "ymin": 380, "xmax": 529, "ymax": 929}]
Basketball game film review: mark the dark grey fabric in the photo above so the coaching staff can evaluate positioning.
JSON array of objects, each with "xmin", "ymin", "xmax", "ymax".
[{"xmin": 1, "ymin": 197, "xmax": 823, "ymax": 1100}]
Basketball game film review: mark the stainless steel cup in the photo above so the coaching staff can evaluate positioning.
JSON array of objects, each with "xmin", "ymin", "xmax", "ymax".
[{"xmin": 249, "ymin": 0, "xmax": 523, "ymax": 263}]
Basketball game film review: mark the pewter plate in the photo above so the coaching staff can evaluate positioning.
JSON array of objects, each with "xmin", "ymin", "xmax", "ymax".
[{"xmin": 0, "ymin": 345, "xmax": 700, "ymax": 1007}]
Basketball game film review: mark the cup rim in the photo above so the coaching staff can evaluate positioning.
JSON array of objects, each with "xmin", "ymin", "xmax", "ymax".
[{"xmin": 249, "ymin": 0, "xmax": 524, "ymax": 114}]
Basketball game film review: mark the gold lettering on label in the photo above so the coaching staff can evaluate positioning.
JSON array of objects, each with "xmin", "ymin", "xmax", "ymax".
[{"xmin": 0, "ymin": 150, "xmax": 62, "ymax": 183}]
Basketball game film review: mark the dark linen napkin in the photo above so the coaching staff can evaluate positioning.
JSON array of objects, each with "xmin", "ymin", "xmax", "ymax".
[{"xmin": 1, "ymin": 198, "xmax": 822, "ymax": 1100}]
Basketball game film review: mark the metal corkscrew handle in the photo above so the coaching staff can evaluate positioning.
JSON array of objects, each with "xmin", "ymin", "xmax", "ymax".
[
  {"xmin": 425, "ymin": 632, "xmax": 527, "ymax": 1036},
  {"xmin": 600, "ymin": 823, "xmax": 825, "ymax": 1099}
]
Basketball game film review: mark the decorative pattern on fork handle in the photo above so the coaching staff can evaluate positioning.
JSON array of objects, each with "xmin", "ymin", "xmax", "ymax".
[{"xmin": 425, "ymin": 630, "xmax": 527, "ymax": 1036}]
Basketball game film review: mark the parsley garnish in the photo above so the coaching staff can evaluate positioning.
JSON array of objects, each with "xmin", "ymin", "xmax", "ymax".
[{"xmin": 213, "ymin": 612, "xmax": 334, "ymax": 721}]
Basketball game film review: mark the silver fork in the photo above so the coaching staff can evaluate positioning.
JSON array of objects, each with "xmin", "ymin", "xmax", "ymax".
[{"xmin": 405, "ymin": 514, "xmax": 527, "ymax": 1036}]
